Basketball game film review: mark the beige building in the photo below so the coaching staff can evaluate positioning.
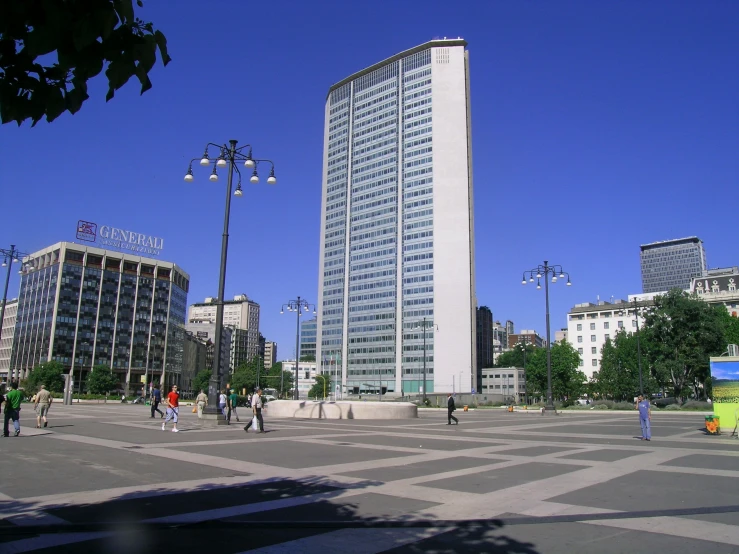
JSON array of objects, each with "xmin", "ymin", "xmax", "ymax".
[
  {"xmin": 0, "ymin": 298, "xmax": 18, "ymax": 380},
  {"xmin": 188, "ymin": 294, "xmax": 260, "ymax": 364},
  {"xmin": 481, "ymin": 366, "xmax": 526, "ymax": 402},
  {"xmin": 263, "ymin": 341, "xmax": 277, "ymax": 369}
]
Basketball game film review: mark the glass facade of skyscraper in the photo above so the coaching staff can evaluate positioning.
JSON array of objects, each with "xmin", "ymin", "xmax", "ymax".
[
  {"xmin": 640, "ymin": 237, "xmax": 707, "ymax": 293},
  {"xmin": 318, "ymin": 40, "xmax": 476, "ymax": 395},
  {"xmin": 10, "ymin": 242, "xmax": 188, "ymax": 392}
]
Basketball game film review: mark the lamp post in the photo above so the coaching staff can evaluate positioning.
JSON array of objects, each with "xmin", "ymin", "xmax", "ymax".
[
  {"xmin": 522, "ymin": 261, "xmax": 571, "ymax": 413},
  {"xmin": 1, "ymin": 245, "xmax": 29, "ymax": 383},
  {"xmin": 632, "ymin": 297, "xmax": 644, "ymax": 396},
  {"xmin": 414, "ymin": 317, "xmax": 438, "ymax": 404},
  {"xmin": 281, "ymin": 297, "xmax": 316, "ymax": 400},
  {"xmin": 184, "ymin": 140, "xmax": 276, "ymax": 416}
]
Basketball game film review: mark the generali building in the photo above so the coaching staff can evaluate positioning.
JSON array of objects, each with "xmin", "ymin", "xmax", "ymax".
[{"xmin": 10, "ymin": 223, "xmax": 189, "ymax": 394}]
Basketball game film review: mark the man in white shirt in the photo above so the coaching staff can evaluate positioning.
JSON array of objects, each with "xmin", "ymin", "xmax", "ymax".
[{"xmin": 244, "ymin": 389, "xmax": 265, "ymax": 433}]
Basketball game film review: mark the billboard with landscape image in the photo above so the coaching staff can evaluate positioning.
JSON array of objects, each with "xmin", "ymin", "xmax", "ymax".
[{"xmin": 710, "ymin": 359, "xmax": 739, "ymax": 431}]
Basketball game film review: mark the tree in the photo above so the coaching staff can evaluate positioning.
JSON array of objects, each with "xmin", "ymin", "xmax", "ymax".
[
  {"xmin": 25, "ymin": 360, "xmax": 65, "ymax": 393},
  {"xmin": 526, "ymin": 341, "xmax": 586, "ymax": 401},
  {"xmin": 308, "ymin": 374, "xmax": 332, "ymax": 400},
  {"xmin": 192, "ymin": 369, "xmax": 211, "ymax": 394},
  {"xmin": 495, "ymin": 343, "xmax": 536, "ymax": 368},
  {"xmin": 259, "ymin": 362, "xmax": 294, "ymax": 398},
  {"xmin": 592, "ymin": 332, "xmax": 656, "ymax": 401},
  {"xmin": 642, "ymin": 290, "xmax": 726, "ymax": 400},
  {"xmin": 718, "ymin": 309, "xmax": 739, "ymax": 349},
  {"xmin": 229, "ymin": 356, "xmax": 260, "ymax": 394},
  {"xmin": 300, "ymin": 355, "xmax": 316, "ymax": 362},
  {"xmin": 1, "ymin": 0, "xmax": 171, "ymax": 126},
  {"xmin": 86, "ymin": 364, "xmax": 119, "ymax": 395}
]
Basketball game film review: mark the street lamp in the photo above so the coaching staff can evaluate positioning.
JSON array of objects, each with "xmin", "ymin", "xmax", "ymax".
[
  {"xmin": 185, "ymin": 140, "xmax": 276, "ymax": 417},
  {"xmin": 632, "ymin": 297, "xmax": 644, "ymax": 396},
  {"xmin": 0, "ymin": 245, "xmax": 29, "ymax": 383},
  {"xmin": 413, "ymin": 317, "xmax": 438, "ymax": 404},
  {"xmin": 522, "ymin": 261, "xmax": 571, "ymax": 413},
  {"xmin": 281, "ymin": 297, "xmax": 316, "ymax": 400}
]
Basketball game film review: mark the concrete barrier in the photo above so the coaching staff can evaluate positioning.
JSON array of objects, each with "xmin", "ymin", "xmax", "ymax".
[{"xmin": 265, "ymin": 400, "xmax": 418, "ymax": 420}]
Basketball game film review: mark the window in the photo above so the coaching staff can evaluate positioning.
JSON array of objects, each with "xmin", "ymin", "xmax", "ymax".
[
  {"xmin": 592, "ymin": 359, "xmax": 598, "ymax": 366},
  {"xmin": 576, "ymin": 324, "xmax": 582, "ymax": 331},
  {"xmin": 579, "ymin": 360, "xmax": 584, "ymax": 366},
  {"xmin": 618, "ymin": 321, "xmax": 624, "ymax": 329},
  {"xmin": 604, "ymin": 322, "xmax": 609, "ymax": 330},
  {"xmin": 590, "ymin": 322, "xmax": 596, "ymax": 330},
  {"xmin": 591, "ymin": 335, "xmax": 596, "ymax": 342},
  {"xmin": 605, "ymin": 334, "xmax": 610, "ymax": 341},
  {"xmin": 632, "ymin": 320, "xmax": 637, "ymax": 328},
  {"xmin": 577, "ymin": 336, "xmax": 583, "ymax": 343},
  {"xmin": 591, "ymin": 347, "xmax": 597, "ymax": 354},
  {"xmin": 578, "ymin": 348, "xmax": 583, "ymax": 354}
]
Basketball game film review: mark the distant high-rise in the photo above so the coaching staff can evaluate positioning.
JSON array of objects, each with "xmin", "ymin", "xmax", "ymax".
[
  {"xmin": 316, "ymin": 39, "xmax": 476, "ymax": 395},
  {"xmin": 476, "ymin": 307, "xmax": 494, "ymax": 393},
  {"xmin": 640, "ymin": 237, "xmax": 707, "ymax": 293},
  {"xmin": 300, "ymin": 317, "xmax": 317, "ymax": 360},
  {"xmin": 188, "ymin": 294, "xmax": 260, "ymax": 363}
]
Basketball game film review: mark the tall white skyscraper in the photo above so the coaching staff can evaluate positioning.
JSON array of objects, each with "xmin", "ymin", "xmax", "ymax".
[{"xmin": 316, "ymin": 39, "xmax": 476, "ymax": 396}]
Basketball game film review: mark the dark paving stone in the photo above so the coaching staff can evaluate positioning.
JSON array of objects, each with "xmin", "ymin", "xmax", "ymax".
[
  {"xmin": 0, "ymin": 440, "xmax": 245, "ymax": 499},
  {"xmin": 338, "ymin": 456, "xmax": 505, "ymax": 482},
  {"xmin": 558, "ymin": 449, "xmax": 645, "ymax": 462},
  {"xmin": 47, "ymin": 479, "xmax": 343, "ymax": 523},
  {"xmin": 550, "ymin": 470, "xmax": 739, "ymax": 513},
  {"xmin": 383, "ymin": 518, "xmax": 738, "ymax": 554},
  {"xmin": 418, "ymin": 462, "xmax": 582, "ymax": 494},
  {"xmin": 496, "ymin": 446, "xmax": 575, "ymax": 457},
  {"xmin": 229, "ymin": 492, "xmax": 440, "ymax": 522},
  {"xmin": 172, "ymin": 441, "xmax": 417, "ymax": 469},
  {"xmin": 331, "ymin": 433, "xmax": 479, "ymax": 452},
  {"xmin": 537, "ymin": 423, "xmax": 686, "ymax": 437},
  {"xmin": 678, "ymin": 511, "xmax": 739, "ymax": 527},
  {"xmin": 661, "ymin": 454, "xmax": 739, "ymax": 471}
]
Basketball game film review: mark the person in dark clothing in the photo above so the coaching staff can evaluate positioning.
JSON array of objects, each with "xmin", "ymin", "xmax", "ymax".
[
  {"xmin": 447, "ymin": 393, "xmax": 458, "ymax": 425},
  {"xmin": 150, "ymin": 385, "xmax": 164, "ymax": 418}
]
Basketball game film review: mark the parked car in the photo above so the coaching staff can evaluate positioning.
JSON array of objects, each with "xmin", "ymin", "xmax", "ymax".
[
  {"xmin": 651, "ymin": 397, "xmax": 678, "ymax": 408},
  {"xmin": 263, "ymin": 395, "xmax": 276, "ymax": 403}
]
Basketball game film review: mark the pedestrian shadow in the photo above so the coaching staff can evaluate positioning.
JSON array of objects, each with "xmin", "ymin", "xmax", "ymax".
[{"xmin": 0, "ymin": 476, "xmax": 541, "ymax": 553}]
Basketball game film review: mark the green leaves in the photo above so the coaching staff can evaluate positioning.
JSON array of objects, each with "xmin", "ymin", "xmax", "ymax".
[
  {"xmin": 1, "ymin": 0, "xmax": 171, "ymax": 126},
  {"xmin": 25, "ymin": 361, "xmax": 66, "ymax": 393},
  {"xmin": 86, "ymin": 364, "xmax": 120, "ymax": 394}
]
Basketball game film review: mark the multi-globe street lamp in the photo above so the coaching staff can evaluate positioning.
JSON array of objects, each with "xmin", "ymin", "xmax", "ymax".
[
  {"xmin": 185, "ymin": 140, "xmax": 276, "ymax": 416},
  {"xmin": 0, "ymin": 245, "xmax": 29, "ymax": 383},
  {"xmin": 522, "ymin": 261, "xmax": 571, "ymax": 413},
  {"xmin": 281, "ymin": 297, "xmax": 316, "ymax": 400}
]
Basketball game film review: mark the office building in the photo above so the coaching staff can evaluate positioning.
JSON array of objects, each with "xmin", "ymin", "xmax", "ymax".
[
  {"xmin": 640, "ymin": 237, "xmax": 707, "ymax": 294},
  {"xmin": 509, "ymin": 330, "xmax": 544, "ymax": 349},
  {"xmin": 493, "ymin": 320, "xmax": 511, "ymax": 354},
  {"xmin": 316, "ymin": 39, "xmax": 476, "ymax": 395},
  {"xmin": 281, "ymin": 360, "xmax": 318, "ymax": 399},
  {"xmin": 476, "ymin": 306, "xmax": 494, "ymax": 392},
  {"xmin": 554, "ymin": 328, "xmax": 568, "ymax": 343},
  {"xmin": 300, "ymin": 317, "xmax": 317, "ymax": 360},
  {"xmin": 182, "ymin": 332, "xmax": 208, "ymax": 395},
  {"xmin": 11, "ymin": 242, "xmax": 189, "ymax": 391},
  {"xmin": 188, "ymin": 294, "xmax": 260, "ymax": 362},
  {"xmin": 264, "ymin": 341, "xmax": 277, "ymax": 369},
  {"xmin": 184, "ymin": 321, "xmax": 233, "ymax": 376},
  {"xmin": 567, "ymin": 298, "xmax": 649, "ymax": 379},
  {"xmin": 481, "ymin": 366, "xmax": 526, "ymax": 402},
  {"xmin": 0, "ymin": 298, "xmax": 18, "ymax": 380}
]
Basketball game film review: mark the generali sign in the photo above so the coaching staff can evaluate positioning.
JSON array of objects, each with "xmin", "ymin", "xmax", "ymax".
[{"xmin": 76, "ymin": 220, "xmax": 164, "ymax": 256}]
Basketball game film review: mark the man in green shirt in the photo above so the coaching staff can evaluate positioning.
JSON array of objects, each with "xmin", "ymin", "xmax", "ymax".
[
  {"xmin": 3, "ymin": 381, "xmax": 23, "ymax": 437},
  {"xmin": 228, "ymin": 389, "xmax": 240, "ymax": 424}
]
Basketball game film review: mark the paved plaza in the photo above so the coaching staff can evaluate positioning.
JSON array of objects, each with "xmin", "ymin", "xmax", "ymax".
[{"xmin": 1, "ymin": 403, "xmax": 739, "ymax": 553}]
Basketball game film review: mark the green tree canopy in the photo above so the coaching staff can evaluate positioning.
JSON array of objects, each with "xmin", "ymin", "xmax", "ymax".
[
  {"xmin": 718, "ymin": 309, "xmax": 739, "ymax": 349},
  {"xmin": 494, "ymin": 343, "xmax": 536, "ymax": 368},
  {"xmin": 526, "ymin": 341, "xmax": 586, "ymax": 401},
  {"xmin": 1, "ymin": 0, "xmax": 171, "ymax": 126},
  {"xmin": 308, "ymin": 374, "xmax": 332, "ymax": 400},
  {"xmin": 642, "ymin": 290, "xmax": 726, "ymax": 400},
  {"xmin": 592, "ymin": 332, "xmax": 655, "ymax": 401},
  {"xmin": 25, "ymin": 360, "xmax": 65, "ymax": 393},
  {"xmin": 86, "ymin": 364, "xmax": 119, "ymax": 394},
  {"xmin": 192, "ymin": 369, "xmax": 211, "ymax": 394}
]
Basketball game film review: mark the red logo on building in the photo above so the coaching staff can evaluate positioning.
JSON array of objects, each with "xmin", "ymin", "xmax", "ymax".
[{"xmin": 76, "ymin": 220, "xmax": 97, "ymax": 242}]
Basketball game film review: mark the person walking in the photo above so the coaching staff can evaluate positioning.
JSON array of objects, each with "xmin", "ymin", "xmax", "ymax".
[
  {"xmin": 228, "ymin": 389, "xmax": 240, "ymax": 423},
  {"xmin": 195, "ymin": 389, "xmax": 208, "ymax": 419},
  {"xmin": 244, "ymin": 388, "xmax": 265, "ymax": 433},
  {"xmin": 636, "ymin": 395, "xmax": 651, "ymax": 441},
  {"xmin": 218, "ymin": 390, "xmax": 228, "ymax": 421},
  {"xmin": 447, "ymin": 393, "xmax": 459, "ymax": 425},
  {"xmin": 162, "ymin": 385, "xmax": 180, "ymax": 433},
  {"xmin": 150, "ymin": 384, "xmax": 164, "ymax": 419},
  {"xmin": 3, "ymin": 381, "xmax": 23, "ymax": 437},
  {"xmin": 35, "ymin": 385, "xmax": 52, "ymax": 428}
]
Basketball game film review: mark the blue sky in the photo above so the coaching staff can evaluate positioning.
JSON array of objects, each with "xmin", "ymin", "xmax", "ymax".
[{"xmin": 1, "ymin": 0, "xmax": 737, "ymax": 359}]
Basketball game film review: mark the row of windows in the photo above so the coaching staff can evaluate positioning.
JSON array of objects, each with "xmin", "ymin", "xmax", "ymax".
[
  {"xmin": 353, "ymin": 136, "xmax": 397, "ymax": 159},
  {"xmin": 352, "ymin": 185, "xmax": 396, "ymax": 205},
  {"xmin": 351, "ymin": 206, "xmax": 396, "ymax": 223},
  {"xmin": 404, "ymin": 156, "xmax": 432, "ymax": 170},
  {"xmin": 350, "ymin": 237, "xmax": 395, "ymax": 253},
  {"xmin": 352, "ymin": 175, "xmax": 396, "ymax": 196},
  {"xmin": 404, "ymin": 252, "xmax": 433, "ymax": 263},
  {"xmin": 353, "ymin": 146, "xmax": 396, "ymax": 167},
  {"xmin": 351, "ymin": 247, "xmax": 396, "ymax": 262},
  {"xmin": 404, "ymin": 274, "xmax": 433, "ymax": 284},
  {"xmin": 349, "ymin": 301, "xmax": 395, "ymax": 313},
  {"xmin": 352, "ymin": 155, "xmax": 396, "ymax": 176},
  {"xmin": 349, "ymin": 290, "xmax": 396, "ymax": 303},
  {"xmin": 349, "ymin": 279, "xmax": 394, "ymax": 292},
  {"xmin": 403, "ymin": 286, "xmax": 433, "ymax": 296},
  {"xmin": 349, "ymin": 268, "xmax": 395, "ymax": 283},
  {"xmin": 404, "ymin": 241, "xmax": 433, "ymax": 252},
  {"xmin": 404, "ymin": 218, "xmax": 433, "ymax": 231},
  {"xmin": 404, "ymin": 166, "xmax": 432, "ymax": 180}
]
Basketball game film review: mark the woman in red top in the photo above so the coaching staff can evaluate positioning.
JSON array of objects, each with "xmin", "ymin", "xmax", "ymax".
[{"xmin": 162, "ymin": 385, "xmax": 180, "ymax": 433}]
